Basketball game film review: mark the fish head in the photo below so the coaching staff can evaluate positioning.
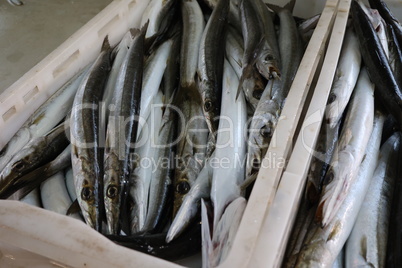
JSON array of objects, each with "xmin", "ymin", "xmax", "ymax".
[
  {"xmin": 78, "ymin": 182, "xmax": 98, "ymax": 230},
  {"xmin": 256, "ymin": 50, "xmax": 281, "ymax": 80},
  {"xmin": 201, "ymin": 86, "xmax": 219, "ymax": 137},
  {"xmin": 104, "ymin": 169, "xmax": 121, "ymax": 235},
  {"xmin": 173, "ymin": 170, "xmax": 192, "ymax": 217},
  {"xmin": 0, "ymin": 142, "xmax": 44, "ymax": 188}
]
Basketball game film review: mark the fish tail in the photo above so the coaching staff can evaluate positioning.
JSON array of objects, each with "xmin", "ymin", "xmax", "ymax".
[{"xmin": 101, "ymin": 35, "xmax": 111, "ymax": 52}]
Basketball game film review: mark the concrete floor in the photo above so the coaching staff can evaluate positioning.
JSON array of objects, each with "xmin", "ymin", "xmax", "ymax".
[{"xmin": 0, "ymin": 0, "xmax": 112, "ymax": 94}]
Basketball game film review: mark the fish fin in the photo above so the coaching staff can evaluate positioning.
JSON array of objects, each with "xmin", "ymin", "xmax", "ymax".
[
  {"xmin": 129, "ymin": 28, "xmax": 141, "ymax": 38},
  {"xmin": 101, "ymin": 36, "xmax": 111, "ymax": 52},
  {"xmin": 141, "ymin": 20, "xmax": 149, "ymax": 35},
  {"xmin": 67, "ymin": 199, "xmax": 80, "ymax": 215},
  {"xmin": 285, "ymin": 0, "xmax": 297, "ymax": 13}
]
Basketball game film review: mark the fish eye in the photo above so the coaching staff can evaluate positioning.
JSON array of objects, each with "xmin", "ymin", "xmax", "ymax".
[
  {"xmin": 106, "ymin": 185, "xmax": 119, "ymax": 199},
  {"xmin": 12, "ymin": 160, "xmax": 25, "ymax": 171},
  {"xmin": 260, "ymin": 125, "xmax": 271, "ymax": 138},
  {"xmin": 204, "ymin": 101, "xmax": 212, "ymax": 112},
  {"xmin": 176, "ymin": 181, "xmax": 190, "ymax": 195},
  {"xmin": 265, "ymin": 55, "xmax": 274, "ymax": 61},
  {"xmin": 81, "ymin": 187, "xmax": 93, "ymax": 201},
  {"xmin": 328, "ymin": 93, "xmax": 336, "ymax": 104},
  {"xmin": 325, "ymin": 172, "xmax": 334, "ymax": 185},
  {"xmin": 253, "ymin": 90, "xmax": 263, "ymax": 100}
]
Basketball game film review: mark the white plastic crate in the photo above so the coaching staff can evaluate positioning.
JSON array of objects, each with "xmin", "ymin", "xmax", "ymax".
[{"xmin": 1, "ymin": 0, "xmax": 396, "ymax": 267}]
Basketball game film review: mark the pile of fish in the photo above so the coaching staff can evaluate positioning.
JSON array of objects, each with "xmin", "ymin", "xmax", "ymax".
[
  {"xmin": 0, "ymin": 0, "xmax": 306, "ymax": 264},
  {"xmin": 283, "ymin": 0, "xmax": 402, "ymax": 267}
]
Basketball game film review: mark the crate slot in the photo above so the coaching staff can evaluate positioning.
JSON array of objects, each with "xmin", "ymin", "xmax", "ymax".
[
  {"xmin": 52, "ymin": 50, "xmax": 80, "ymax": 78},
  {"xmin": 22, "ymin": 86, "xmax": 39, "ymax": 104},
  {"xmin": 98, "ymin": 14, "xmax": 120, "ymax": 38},
  {"xmin": 2, "ymin": 106, "xmax": 16, "ymax": 122}
]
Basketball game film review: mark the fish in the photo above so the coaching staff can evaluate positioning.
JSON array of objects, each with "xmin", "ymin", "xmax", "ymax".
[
  {"xmin": 209, "ymin": 197, "xmax": 247, "ymax": 266},
  {"xmin": 211, "ymin": 60, "xmax": 247, "ymax": 227},
  {"xmin": 325, "ymin": 29, "xmax": 361, "ymax": 128},
  {"xmin": 0, "ymin": 122, "xmax": 69, "ymax": 199},
  {"xmin": 345, "ymin": 132, "xmax": 400, "ymax": 268},
  {"xmin": 130, "ymin": 91, "xmax": 163, "ymax": 233},
  {"xmin": 200, "ymin": 0, "xmax": 242, "ymax": 31},
  {"xmin": 20, "ymin": 188, "xmax": 41, "ymax": 207},
  {"xmin": 70, "ymin": 36, "xmax": 112, "ymax": 232},
  {"xmin": 243, "ymin": 8, "xmax": 302, "ymax": 187},
  {"xmin": 225, "ymin": 28, "xmax": 264, "ymax": 110},
  {"xmin": 0, "ymin": 68, "xmax": 86, "ymax": 170},
  {"xmin": 351, "ymin": 0, "xmax": 402, "ymax": 129},
  {"xmin": 172, "ymin": 92, "xmax": 209, "ymax": 217},
  {"xmin": 332, "ymin": 249, "xmax": 344, "ymax": 268},
  {"xmin": 65, "ymin": 168, "xmax": 76, "ymax": 201},
  {"xmin": 294, "ymin": 112, "xmax": 384, "ymax": 268},
  {"xmin": 100, "ymin": 31, "xmax": 135, "ymax": 138},
  {"xmin": 103, "ymin": 28, "xmax": 146, "ymax": 235},
  {"xmin": 167, "ymin": 155, "xmax": 213, "ymax": 243},
  {"xmin": 197, "ymin": 0, "xmax": 229, "ymax": 138},
  {"xmin": 137, "ymin": 39, "xmax": 173, "ymax": 137},
  {"xmin": 40, "ymin": 171, "xmax": 82, "ymax": 221},
  {"xmin": 6, "ymin": 145, "xmax": 71, "ymax": 201},
  {"xmin": 142, "ymin": 91, "xmax": 176, "ymax": 232},
  {"xmin": 316, "ymin": 68, "xmax": 374, "ymax": 227},
  {"xmin": 254, "ymin": 0, "xmax": 281, "ymax": 80},
  {"xmin": 180, "ymin": 0, "xmax": 205, "ymax": 89},
  {"xmin": 305, "ymin": 121, "xmax": 340, "ymax": 205}
]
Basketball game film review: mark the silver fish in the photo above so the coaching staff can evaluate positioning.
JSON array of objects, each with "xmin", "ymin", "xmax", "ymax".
[
  {"xmin": 326, "ymin": 29, "xmax": 362, "ymax": 128},
  {"xmin": 316, "ymin": 68, "xmax": 374, "ymax": 227},
  {"xmin": 345, "ymin": 133, "xmax": 400, "ymax": 268},
  {"xmin": 70, "ymin": 37, "xmax": 112, "ymax": 231},
  {"xmin": 294, "ymin": 112, "xmax": 384, "ymax": 268}
]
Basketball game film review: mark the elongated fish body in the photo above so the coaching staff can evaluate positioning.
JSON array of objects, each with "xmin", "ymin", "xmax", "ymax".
[
  {"xmin": 305, "ymin": 121, "xmax": 340, "ymax": 205},
  {"xmin": 142, "ymin": 93, "xmax": 176, "ymax": 232},
  {"xmin": 326, "ymin": 29, "xmax": 361, "ymax": 128},
  {"xmin": 70, "ymin": 37, "xmax": 112, "ymax": 232},
  {"xmin": 0, "ymin": 69, "xmax": 85, "ymax": 169},
  {"xmin": 345, "ymin": 133, "xmax": 400, "ymax": 268},
  {"xmin": 200, "ymin": 0, "xmax": 242, "ymax": 31},
  {"xmin": 352, "ymin": 1, "xmax": 402, "ymax": 129},
  {"xmin": 211, "ymin": 60, "xmax": 247, "ymax": 227},
  {"xmin": 197, "ymin": 0, "xmax": 229, "ymax": 138},
  {"xmin": 0, "ymin": 123, "xmax": 69, "ymax": 198},
  {"xmin": 377, "ymin": 19, "xmax": 389, "ymax": 59},
  {"xmin": 173, "ymin": 97, "xmax": 208, "ymax": 217},
  {"xmin": 65, "ymin": 168, "xmax": 76, "ymax": 201},
  {"xmin": 316, "ymin": 68, "xmax": 374, "ymax": 227},
  {"xmin": 104, "ymin": 29, "xmax": 145, "ymax": 235},
  {"xmin": 137, "ymin": 39, "xmax": 173, "ymax": 138},
  {"xmin": 167, "ymin": 156, "xmax": 213, "ymax": 243},
  {"xmin": 295, "ymin": 112, "xmax": 384, "ymax": 268},
  {"xmin": 210, "ymin": 197, "xmax": 247, "ymax": 266},
  {"xmin": 254, "ymin": 0, "xmax": 281, "ymax": 80},
  {"xmin": 130, "ymin": 91, "xmax": 163, "ymax": 233},
  {"xmin": 244, "ymin": 80, "xmax": 281, "ymax": 188},
  {"xmin": 180, "ymin": 0, "xmax": 204, "ymax": 89},
  {"xmin": 163, "ymin": 29, "xmax": 181, "ymax": 102},
  {"xmin": 226, "ymin": 29, "xmax": 263, "ymax": 110},
  {"xmin": 40, "ymin": 171, "xmax": 82, "ymax": 221},
  {"xmin": 20, "ymin": 188, "xmax": 41, "ymax": 207},
  {"xmin": 101, "ymin": 31, "xmax": 135, "ymax": 135}
]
